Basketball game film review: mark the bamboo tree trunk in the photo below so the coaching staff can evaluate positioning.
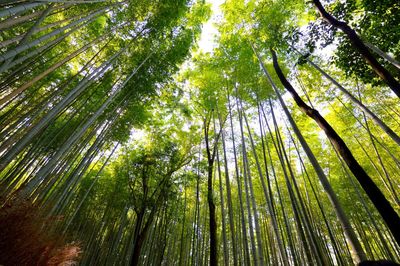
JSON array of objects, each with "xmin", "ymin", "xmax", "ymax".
[
  {"xmin": 220, "ymin": 111, "xmax": 238, "ymax": 266},
  {"xmin": 235, "ymin": 101, "xmax": 257, "ymax": 265},
  {"xmin": 334, "ymin": 146, "xmax": 399, "ymax": 261},
  {"xmin": 0, "ymin": 2, "xmax": 44, "ymax": 19},
  {"xmin": 0, "ymin": 26, "xmax": 78, "ymax": 73},
  {"xmin": 357, "ymin": 87, "xmax": 400, "ymax": 204},
  {"xmin": 0, "ymin": 11, "xmax": 43, "ymax": 30},
  {"xmin": 241, "ymin": 154, "xmax": 258, "ymax": 266},
  {"xmin": 228, "ymin": 92, "xmax": 251, "ymax": 265},
  {"xmin": 178, "ymin": 180, "xmax": 187, "ymax": 266},
  {"xmin": 216, "ymin": 142, "xmax": 229, "ymax": 266}
]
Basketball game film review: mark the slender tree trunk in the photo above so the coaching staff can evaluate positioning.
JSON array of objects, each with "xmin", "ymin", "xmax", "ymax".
[
  {"xmin": 289, "ymin": 129, "xmax": 348, "ymax": 265},
  {"xmin": 228, "ymin": 92, "xmax": 251, "ymax": 265},
  {"xmin": 220, "ymin": 110, "xmax": 238, "ymax": 266},
  {"xmin": 0, "ymin": 3, "xmax": 44, "ymax": 19},
  {"xmin": 0, "ymin": 11, "xmax": 42, "ymax": 30},
  {"xmin": 191, "ymin": 169, "xmax": 200, "ymax": 266},
  {"xmin": 179, "ymin": 180, "xmax": 187, "ymax": 266},
  {"xmin": 216, "ymin": 143, "xmax": 229, "ymax": 266}
]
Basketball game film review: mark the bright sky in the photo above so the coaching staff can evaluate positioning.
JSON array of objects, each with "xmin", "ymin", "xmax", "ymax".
[{"xmin": 197, "ymin": 0, "xmax": 225, "ymax": 53}]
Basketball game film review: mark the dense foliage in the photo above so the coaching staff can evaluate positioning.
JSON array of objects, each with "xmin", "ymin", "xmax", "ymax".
[{"xmin": 0, "ymin": 0, "xmax": 399, "ymax": 265}]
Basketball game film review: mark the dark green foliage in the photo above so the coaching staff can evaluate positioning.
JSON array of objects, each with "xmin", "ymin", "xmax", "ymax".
[{"xmin": 333, "ymin": 0, "xmax": 400, "ymax": 84}]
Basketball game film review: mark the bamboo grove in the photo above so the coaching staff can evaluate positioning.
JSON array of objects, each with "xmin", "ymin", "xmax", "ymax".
[{"xmin": 0, "ymin": 0, "xmax": 399, "ymax": 265}]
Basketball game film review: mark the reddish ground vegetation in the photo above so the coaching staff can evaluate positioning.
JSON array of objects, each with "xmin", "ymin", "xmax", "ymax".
[{"xmin": 0, "ymin": 195, "xmax": 81, "ymax": 265}]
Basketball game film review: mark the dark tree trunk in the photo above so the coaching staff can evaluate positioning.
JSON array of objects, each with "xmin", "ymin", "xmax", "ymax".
[
  {"xmin": 270, "ymin": 48, "xmax": 400, "ymax": 246},
  {"xmin": 208, "ymin": 162, "xmax": 218, "ymax": 266},
  {"xmin": 130, "ymin": 208, "xmax": 155, "ymax": 266},
  {"xmin": 130, "ymin": 231, "xmax": 146, "ymax": 266},
  {"xmin": 130, "ymin": 210, "xmax": 144, "ymax": 266},
  {"xmin": 204, "ymin": 117, "xmax": 218, "ymax": 266},
  {"xmin": 312, "ymin": 0, "xmax": 400, "ymax": 98}
]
